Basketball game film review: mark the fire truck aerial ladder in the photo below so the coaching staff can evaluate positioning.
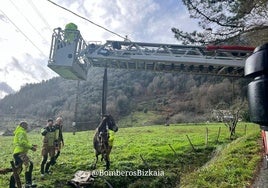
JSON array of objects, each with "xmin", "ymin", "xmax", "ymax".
[
  {"xmin": 46, "ymin": 27, "xmax": 268, "ymax": 127},
  {"xmin": 48, "ymin": 27, "xmax": 268, "ymax": 163},
  {"xmin": 48, "ymin": 28, "xmax": 254, "ymax": 80}
]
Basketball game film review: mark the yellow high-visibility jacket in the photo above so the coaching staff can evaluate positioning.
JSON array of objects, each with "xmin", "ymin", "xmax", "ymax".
[{"xmin": 13, "ymin": 125, "xmax": 32, "ymax": 154}]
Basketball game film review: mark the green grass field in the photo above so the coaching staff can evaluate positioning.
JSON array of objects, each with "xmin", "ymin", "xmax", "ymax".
[{"xmin": 0, "ymin": 123, "xmax": 262, "ymax": 187}]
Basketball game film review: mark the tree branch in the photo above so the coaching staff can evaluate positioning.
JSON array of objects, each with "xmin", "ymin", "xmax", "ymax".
[{"xmin": 184, "ymin": 0, "xmax": 243, "ymax": 28}]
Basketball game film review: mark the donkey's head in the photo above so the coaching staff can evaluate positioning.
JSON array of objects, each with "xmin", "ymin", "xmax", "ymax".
[{"xmin": 104, "ymin": 114, "xmax": 118, "ymax": 132}]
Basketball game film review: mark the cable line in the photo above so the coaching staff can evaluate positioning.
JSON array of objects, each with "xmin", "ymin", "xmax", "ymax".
[
  {"xmin": 27, "ymin": 0, "xmax": 53, "ymax": 31},
  {"xmin": 0, "ymin": 9, "xmax": 47, "ymax": 57},
  {"xmin": 10, "ymin": 0, "xmax": 50, "ymax": 45},
  {"xmin": 47, "ymin": 0, "xmax": 128, "ymax": 41}
]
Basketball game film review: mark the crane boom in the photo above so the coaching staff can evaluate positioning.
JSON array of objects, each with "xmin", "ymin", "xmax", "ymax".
[{"xmin": 48, "ymin": 28, "xmax": 254, "ymax": 80}]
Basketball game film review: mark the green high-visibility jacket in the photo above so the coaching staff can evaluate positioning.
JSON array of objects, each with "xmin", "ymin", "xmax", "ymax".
[
  {"xmin": 41, "ymin": 126, "xmax": 56, "ymax": 147},
  {"xmin": 13, "ymin": 125, "xmax": 32, "ymax": 154},
  {"xmin": 64, "ymin": 22, "xmax": 78, "ymax": 42}
]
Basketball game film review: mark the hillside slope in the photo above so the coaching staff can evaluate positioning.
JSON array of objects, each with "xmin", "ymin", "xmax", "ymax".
[{"xmin": 0, "ymin": 68, "xmax": 250, "ymax": 130}]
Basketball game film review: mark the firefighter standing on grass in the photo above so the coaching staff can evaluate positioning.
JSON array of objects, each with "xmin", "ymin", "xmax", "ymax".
[
  {"xmin": 54, "ymin": 117, "xmax": 64, "ymax": 162},
  {"xmin": 40, "ymin": 119, "xmax": 56, "ymax": 177},
  {"xmin": 9, "ymin": 121, "xmax": 37, "ymax": 188}
]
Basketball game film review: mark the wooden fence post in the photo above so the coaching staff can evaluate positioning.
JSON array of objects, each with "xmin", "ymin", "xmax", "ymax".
[
  {"xmin": 168, "ymin": 144, "xmax": 178, "ymax": 156},
  {"xmin": 216, "ymin": 127, "xmax": 221, "ymax": 144},
  {"xmin": 205, "ymin": 127, "xmax": 208, "ymax": 147},
  {"xmin": 140, "ymin": 154, "xmax": 149, "ymax": 168},
  {"xmin": 186, "ymin": 135, "xmax": 195, "ymax": 151}
]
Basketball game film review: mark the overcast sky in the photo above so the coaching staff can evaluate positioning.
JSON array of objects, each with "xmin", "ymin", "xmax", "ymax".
[{"xmin": 0, "ymin": 0, "xmax": 199, "ymax": 93}]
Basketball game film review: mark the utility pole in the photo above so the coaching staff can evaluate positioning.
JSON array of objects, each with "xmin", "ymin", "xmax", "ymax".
[
  {"xmin": 73, "ymin": 80, "xmax": 80, "ymax": 135},
  {"xmin": 101, "ymin": 68, "xmax": 108, "ymax": 117}
]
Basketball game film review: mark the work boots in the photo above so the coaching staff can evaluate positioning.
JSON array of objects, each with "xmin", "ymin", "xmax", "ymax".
[{"xmin": 25, "ymin": 172, "xmax": 37, "ymax": 188}]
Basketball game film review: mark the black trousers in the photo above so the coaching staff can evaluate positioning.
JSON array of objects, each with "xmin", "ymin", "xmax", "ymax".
[{"xmin": 41, "ymin": 155, "xmax": 56, "ymax": 174}]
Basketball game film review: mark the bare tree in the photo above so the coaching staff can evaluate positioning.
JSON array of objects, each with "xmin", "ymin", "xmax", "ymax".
[
  {"xmin": 216, "ymin": 108, "xmax": 240, "ymax": 140},
  {"xmin": 214, "ymin": 101, "xmax": 244, "ymax": 140}
]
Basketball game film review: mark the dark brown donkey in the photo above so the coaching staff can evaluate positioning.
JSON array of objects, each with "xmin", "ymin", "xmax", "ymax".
[{"xmin": 93, "ymin": 115, "xmax": 118, "ymax": 170}]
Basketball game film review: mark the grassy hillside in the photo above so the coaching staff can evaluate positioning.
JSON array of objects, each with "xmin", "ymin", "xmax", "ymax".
[
  {"xmin": 181, "ymin": 131, "xmax": 261, "ymax": 187},
  {"xmin": 0, "ymin": 123, "xmax": 261, "ymax": 187}
]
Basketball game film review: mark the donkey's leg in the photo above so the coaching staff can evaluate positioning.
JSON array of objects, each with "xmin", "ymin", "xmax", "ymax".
[
  {"xmin": 101, "ymin": 153, "xmax": 104, "ymax": 162},
  {"xmin": 104, "ymin": 154, "xmax": 110, "ymax": 170},
  {"xmin": 92, "ymin": 153, "xmax": 99, "ymax": 169},
  {"xmin": 105, "ymin": 158, "xmax": 110, "ymax": 170},
  {"xmin": 105, "ymin": 149, "xmax": 111, "ymax": 170}
]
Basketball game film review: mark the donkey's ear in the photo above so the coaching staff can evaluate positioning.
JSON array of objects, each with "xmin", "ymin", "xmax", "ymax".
[{"xmin": 108, "ymin": 114, "xmax": 113, "ymax": 119}]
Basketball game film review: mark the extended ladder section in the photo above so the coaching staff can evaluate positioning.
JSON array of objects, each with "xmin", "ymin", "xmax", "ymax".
[{"xmin": 48, "ymin": 28, "xmax": 254, "ymax": 80}]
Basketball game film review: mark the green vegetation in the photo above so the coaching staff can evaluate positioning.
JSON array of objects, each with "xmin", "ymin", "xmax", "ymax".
[
  {"xmin": 0, "ymin": 68, "xmax": 251, "ymax": 131},
  {"xmin": 118, "ymin": 111, "xmax": 165, "ymax": 127},
  {"xmin": 0, "ymin": 122, "xmax": 261, "ymax": 187},
  {"xmin": 181, "ymin": 132, "xmax": 261, "ymax": 187}
]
